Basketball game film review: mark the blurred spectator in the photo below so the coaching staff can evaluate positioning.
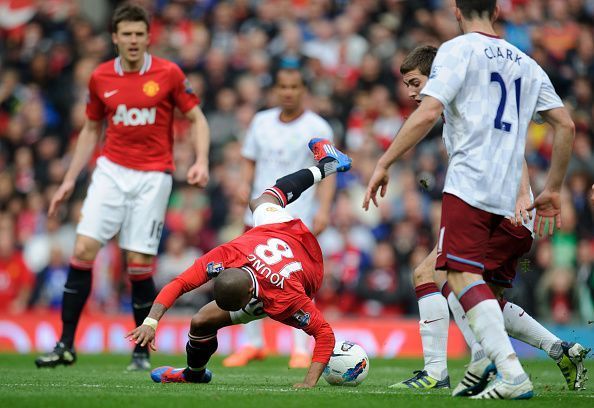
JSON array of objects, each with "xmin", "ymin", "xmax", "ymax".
[
  {"xmin": 0, "ymin": 227, "xmax": 34, "ymax": 313},
  {"xmin": 155, "ymin": 232, "xmax": 208, "ymax": 312}
]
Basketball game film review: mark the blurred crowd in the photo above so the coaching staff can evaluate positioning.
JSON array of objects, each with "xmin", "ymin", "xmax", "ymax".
[{"xmin": 0, "ymin": 0, "xmax": 593, "ymax": 324}]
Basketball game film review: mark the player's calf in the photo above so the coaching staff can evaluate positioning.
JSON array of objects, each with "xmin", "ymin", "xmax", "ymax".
[{"xmin": 251, "ymin": 139, "xmax": 351, "ymax": 211}]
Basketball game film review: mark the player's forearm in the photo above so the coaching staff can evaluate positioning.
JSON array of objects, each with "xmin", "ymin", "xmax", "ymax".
[
  {"xmin": 316, "ymin": 175, "xmax": 336, "ymax": 214},
  {"xmin": 302, "ymin": 362, "xmax": 326, "ymax": 387},
  {"xmin": 63, "ymin": 121, "xmax": 101, "ymax": 183},
  {"xmin": 146, "ymin": 302, "xmax": 168, "ymax": 322},
  {"xmin": 190, "ymin": 107, "xmax": 210, "ymax": 164},
  {"xmin": 546, "ymin": 122, "xmax": 575, "ymax": 192},
  {"xmin": 378, "ymin": 98, "xmax": 442, "ymax": 170},
  {"xmin": 518, "ymin": 158, "xmax": 530, "ymax": 197},
  {"xmin": 241, "ymin": 158, "xmax": 255, "ymax": 188},
  {"xmin": 541, "ymin": 108, "xmax": 576, "ymax": 192}
]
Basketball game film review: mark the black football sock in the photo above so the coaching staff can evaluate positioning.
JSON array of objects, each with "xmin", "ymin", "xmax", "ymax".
[
  {"xmin": 265, "ymin": 158, "xmax": 338, "ymax": 207},
  {"xmin": 60, "ymin": 260, "xmax": 93, "ymax": 349},
  {"xmin": 184, "ymin": 333, "xmax": 218, "ymax": 381},
  {"xmin": 130, "ymin": 277, "xmax": 157, "ymax": 354}
]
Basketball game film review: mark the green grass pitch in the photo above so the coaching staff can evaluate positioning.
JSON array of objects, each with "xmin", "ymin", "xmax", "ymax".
[{"xmin": 1, "ymin": 354, "xmax": 592, "ymax": 407}]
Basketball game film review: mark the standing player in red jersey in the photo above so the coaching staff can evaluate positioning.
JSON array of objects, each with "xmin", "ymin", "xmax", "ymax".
[
  {"xmin": 126, "ymin": 139, "xmax": 351, "ymax": 388},
  {"xmin": 35, "ymin": 4, "xmax": 210, "ymax": 371}
]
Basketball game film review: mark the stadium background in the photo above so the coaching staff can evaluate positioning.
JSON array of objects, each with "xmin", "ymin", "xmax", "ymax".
[{"xmin": 0, "ymin": 0, "xmax": 592, "ymax": 358}]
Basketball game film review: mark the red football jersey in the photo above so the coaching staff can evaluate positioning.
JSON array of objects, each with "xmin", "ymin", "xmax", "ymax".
[
  {"xmin": 86, "ymin": 54, "xmax": 199, "ymax": 172},
  {"xmin": 155, "ymin": 219, "xmax": 335, "ymax": 363}
]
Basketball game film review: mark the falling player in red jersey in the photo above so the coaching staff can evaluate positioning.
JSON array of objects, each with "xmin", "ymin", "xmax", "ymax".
[
  {"xmin": 126, "ymin": 139, "xmax": 352, "ymax": 388},
  {"xmin": 35, "ymin": 4, "xmax": 210, "ymax": 371}
]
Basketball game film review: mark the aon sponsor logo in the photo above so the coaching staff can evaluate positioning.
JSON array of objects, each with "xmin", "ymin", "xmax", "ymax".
[{"xmin": 112, "ymin": 104, "xmax": 156, "ymax": 126}]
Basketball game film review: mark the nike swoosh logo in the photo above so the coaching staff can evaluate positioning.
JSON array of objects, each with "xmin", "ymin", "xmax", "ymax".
[
  {"xmin": 104, "ymin": 89, "xmax": 119, "ymax": 98},
  {"xmin": 423, "ymin": 318, "xmax": 445, "ymax": 324},
  {"xmin": 519, "ymin": 311, "xmax": 525, "ymax": 317}
]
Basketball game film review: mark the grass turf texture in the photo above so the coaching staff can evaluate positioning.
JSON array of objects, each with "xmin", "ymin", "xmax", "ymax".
[{"xmin": 1, "ymin": 354, "xmax": 592, "ymax": 407}]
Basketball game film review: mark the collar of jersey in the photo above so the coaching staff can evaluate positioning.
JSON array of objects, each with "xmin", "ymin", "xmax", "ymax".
[
  {"xmin": 472, "ymin": 31, "xmax": 501, "ymax": 39},
  {"xmin": 114, "ymin": 53, "xmax": 152, "ymax": 76},
  {"xmin": 242, "ymin": 265, "xmax": 259, "ymax": 298}
]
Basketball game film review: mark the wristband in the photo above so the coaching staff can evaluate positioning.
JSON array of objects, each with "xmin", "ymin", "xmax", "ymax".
[{"xmin": 142, "ymin": 317, "xmax": 158, "ymax": 330}]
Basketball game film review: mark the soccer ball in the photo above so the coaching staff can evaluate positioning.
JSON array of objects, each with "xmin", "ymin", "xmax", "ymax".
[{"xmin": 322, "ymin": 340, "xmax": 369, "ymax": 386}]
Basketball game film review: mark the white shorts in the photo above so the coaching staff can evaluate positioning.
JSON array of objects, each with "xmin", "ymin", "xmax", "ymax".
[
  {"xmin": 77, "ymin": 157, "xmax": 172, "ymax": 255},
  {"xmin": 229, "ymin": 203, "xmax": 293, "ymax": 324},
  {"xmin": 252, "ymin": 202, "xmax": 293, "ymax": 227},
  {"xmin": 230, "ymin": 298, "xmax": 267, "ymax": 324}
]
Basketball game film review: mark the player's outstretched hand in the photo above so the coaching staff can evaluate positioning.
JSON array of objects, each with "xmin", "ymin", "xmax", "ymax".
[
  {"xmin": 125, "ymin": 325, "xmax": 157, "ymax": 351},
  {"xmin": 526, "ymin": 189, "xmax": 561, "ymax": 237},
  {"xmin": 513, "ymin": 191, "xmax": 533, "ymax": 227},
  {"xmin": 293, "ymin": 382, "xmax": 314, "ymax": 389},
  {"xmin": 363, "ymin": 165, "xmax": 389, "ymax": 211},
  {"xmin": 48, "ymin": 179, "xmax": 75, "ymax": 217},
  {"xmin": 187, "ymin": 160, "xmax": 209, "ymax": 188}
]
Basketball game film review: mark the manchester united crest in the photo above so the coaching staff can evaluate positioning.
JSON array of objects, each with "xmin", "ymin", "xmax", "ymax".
[{"xmin": 143, "ymin": 80, "xmax": 160, "ymax": 97}]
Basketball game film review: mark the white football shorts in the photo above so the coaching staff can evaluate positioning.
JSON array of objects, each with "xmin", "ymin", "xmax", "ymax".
[
  {"xmin": 77, "ymin": 156, "xmax": 172, "ymax": 255},
  {"xmin": 251, "ymin": 202, "xmax": 293, "ymax": 227},
  {"xmin": 230, "ymin": 297, "xmax": 267, "ymax": 324}
]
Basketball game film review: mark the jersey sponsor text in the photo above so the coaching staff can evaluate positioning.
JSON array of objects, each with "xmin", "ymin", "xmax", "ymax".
[{"xmin": 112, "ymin": 104, "xmax": 156, "ymax": 126}]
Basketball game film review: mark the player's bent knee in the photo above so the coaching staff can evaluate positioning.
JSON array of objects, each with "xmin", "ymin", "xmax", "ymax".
[
  {"xmin": 126, "ymin": 251, "xmax": 154, "ymax": 266},
  {"xmin": 249, "ymin": 195, "xmax": 275, "ymax": 212},
  {"xmin": 73, "ymin": 236, "xmax": 101, "ymax": 261},
  {"xmin": 190, "ymin": 305, "xmax": 231, "ymax": 334},
  {"xmin": 413, "ymin": 264, "xmax": 434, "ymax": 286}
]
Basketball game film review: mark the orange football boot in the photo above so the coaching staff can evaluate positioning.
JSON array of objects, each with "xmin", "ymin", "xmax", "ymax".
[
  {"xmin": 288, "ymin": 351, "xmax": 311, "ymax": 369},
  {"xmin": 222, "ymin": 346, "xmax": 267, "ymax": 367}
]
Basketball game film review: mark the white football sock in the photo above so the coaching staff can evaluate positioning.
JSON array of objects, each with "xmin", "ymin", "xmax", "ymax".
[
  {"xmin": 502, "ymin": 302, "xmax": 562, "ymax": 360},
  {"xmin": 243, "ymin": 320, "xmax": 264, "ymax": 349},
  {"xmin": 466, "ymin": 299, "xmax": 525, "ymax": 382},
  {"xmin": 419, "ymin": 293, "xmax": 450, "ymax": 380},
  {"xmin": 292, "ymin": 328, "xmax": 310, "ymax": 354},
  {"xmin": 447, "ymin": 292, "xmax": 485, "ymax": 362}
]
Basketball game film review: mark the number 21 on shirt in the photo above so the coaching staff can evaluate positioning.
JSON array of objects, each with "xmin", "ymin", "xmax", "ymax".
[{"xmin": 490, "ymin": 72, "xmax": 522, "ymax": 132}]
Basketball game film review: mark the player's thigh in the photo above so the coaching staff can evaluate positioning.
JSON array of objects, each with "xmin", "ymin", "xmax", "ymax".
[
  {"xmin": 119, "ymin": 171, "xmax": 172, "ymax": 256},
  {"xmin": 252, "ymin": 202, "xmax": 293, "ymax": 227},
  {"xmin": 229, "ymin": 298, "xmax": 268, "ymax": 325},
  {"xmin": 413, "ymin": 245, "xmax": 438, "ymax": 286},
  {"xmin": 190, "ymin": 301, "xmax": 234, "ymax": 335},
  {"xmin": 484, "ymin": 219, "xmax": 533, "ymax": 289},
  {"xmin": 76, "ymin": 163, "xmax": 127, "ymax": 245},
  {"xmin": 436, "ymin": 193, "xmax": 500, "ymax": 276}
]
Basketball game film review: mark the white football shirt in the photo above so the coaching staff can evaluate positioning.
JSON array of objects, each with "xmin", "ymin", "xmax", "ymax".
[
  {"xmin": 421, "ymin": 32, "xmax": 564, "ymax": 217},
  {"xmin": 241, "ymin": 107, "xmax": 334, "ymax": 228}
]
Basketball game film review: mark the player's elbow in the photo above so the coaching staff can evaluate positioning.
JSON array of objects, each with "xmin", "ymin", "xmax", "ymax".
[
  {"xmin": 545, "ymin": 108, "xmax": 575, "ymax": 137},
  {"xmin": 561, "ymin": 116, "xmax": 576, "ymax": 136},
  {"xmin": 419, "ymin": 99, "xmax": 443, "ymax": 126}
]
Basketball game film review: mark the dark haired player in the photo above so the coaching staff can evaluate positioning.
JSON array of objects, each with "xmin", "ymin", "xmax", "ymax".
[
  {"xmin": 365, "ymin": 0, "xmax": 576, "ymax": 399},
  {"xmin": 35, "ymin": 3, "xmax": 210, "ymax": 371},
  {"xmin": 392, "ymin": 45, "xmax": 589, "ymax": 395},
  {"xmin": 126, "ymin": 139, "xmax": 350, "ymax": 388}
]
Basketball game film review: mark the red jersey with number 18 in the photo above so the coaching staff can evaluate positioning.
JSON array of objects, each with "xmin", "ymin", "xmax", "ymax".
[
  {"xmin": 154, "ymin": 219, "xmax": 335, "ymax": 364},
  {"xmin": 86, "ymin": 54, "xmax": 199, "ymax": 172}
]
